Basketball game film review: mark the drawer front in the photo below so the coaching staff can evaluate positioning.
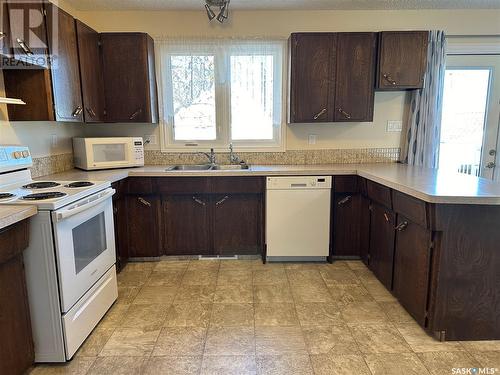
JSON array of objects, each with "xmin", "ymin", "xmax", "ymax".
[
  {"xmin": 334, "ymin": 176, "xmax": 359, "ymax": 193},
  {"xmin": 367, "ymin": 180, "xmax": 392, "ymax": 209},
  {"xmin": 127, "ymin": 177, "xmax": 153, "ymax": 194},
  {"xmin": 155, "ymin": 177, "xmax": 211, "ymax": 194},
  {"xmin": 0, "ymin": 220, "xmax": 29, "ymax": 264},
  {"xmin": 212, "ymin": 177, "xmax": 264, "ymax": 194},
  {"xmin": 62, "ymin": 266, "xmax": 117, "ymax": 360},
  {"xmin": 393, "ymin": 190, "xmax": 428, "ymax": 228}
]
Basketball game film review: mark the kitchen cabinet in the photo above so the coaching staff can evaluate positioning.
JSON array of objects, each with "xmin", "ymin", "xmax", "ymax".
[
  {"xmin": 163, "ymin": 194, "xmax": 212, "ymax": 256},
  {"xmin": 76, "ymin": 20, "xmax": 105, "ymax": 122},
  {"xmin": 126, "ymin": 194, "xmax": 161, "ymax": 258},
  {"xmin": 0, "ymin": 220, "xmax": 34, "ymax": 375},
  {"xmin": 393, "ymin": 216, "xmax": 432, "ymax": 326},
  {"xmin": 45, "ymin": 3, "xmax": 84, "ymax": 122},
  {"xmin": 376, "ymin": 31, "xmax": 429, "ymax": 90},
  {"xmin": 289, "ymin": 33, "xmax": 336, "ymax": 123},
  {"xmin": 0, "ymin": 0, "xmax": 12, "ymax": 59},
  {"xmin": 332, "ymin": 193, "xmax": 362, "ymax": 257},
  {"xmin": 368, "ymin": 202, "xmax": 396, "ymax": 289},
  {"xmin": 112, "ymin": 180, "xmax": 128, "ymax": 272},
  {"xmin": 214, "ymin": 194, "xmax": 263, "ymax": 256},
  {"xmin": 334, "ymin": 33, "xmax": 376, "ymax": 122},
  {"xmin": 101, "ymin": 33, "xmax": 159, "ymax": 123}
]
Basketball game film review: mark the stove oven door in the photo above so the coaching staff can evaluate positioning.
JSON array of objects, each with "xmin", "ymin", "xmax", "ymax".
[{"xmin": 51, "ymin": 188, "xmax": 116, "ymax": 313}]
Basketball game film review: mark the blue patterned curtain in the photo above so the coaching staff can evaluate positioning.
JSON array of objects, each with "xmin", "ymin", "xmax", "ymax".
[{"xmin": 402, "ymin": 31, "xmax": 447, "ymax": 168}]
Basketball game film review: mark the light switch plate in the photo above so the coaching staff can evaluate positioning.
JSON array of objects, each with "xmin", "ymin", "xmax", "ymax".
[{"xmin": 387, "ymin": 120, "xmax": 403, "ymax": 132}]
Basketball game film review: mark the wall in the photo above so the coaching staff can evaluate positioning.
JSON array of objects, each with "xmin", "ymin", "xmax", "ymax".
[{"xmin": 75, "ymin": 8, "xmax": 500, "ymax": 152}]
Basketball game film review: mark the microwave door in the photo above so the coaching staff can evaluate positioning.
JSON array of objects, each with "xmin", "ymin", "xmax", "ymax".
[
  {"xmin": 51, "ymin": 189, "xmax": 116, "ymax": 313},
  {"xmin": 91, "ymin": 142, "xmax": 133, "ymax": 168}
]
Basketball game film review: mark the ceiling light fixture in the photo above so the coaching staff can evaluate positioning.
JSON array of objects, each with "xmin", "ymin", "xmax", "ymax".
[{"xmin": 205, "ymin": 0, "xmax": 230, "ymax": 23}]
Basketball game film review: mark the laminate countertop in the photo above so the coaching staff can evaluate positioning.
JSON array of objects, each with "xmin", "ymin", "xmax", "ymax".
[
  {"xmin": 0, "ymin": 205, "xmax": 37, "ymax": 230},
  {"xmin": 40, "ymin": 163, "xmax": 500, "ymax": 205}
]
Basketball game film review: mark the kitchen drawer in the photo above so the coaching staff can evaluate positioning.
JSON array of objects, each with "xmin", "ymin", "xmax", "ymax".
[
  {"xmin": 393, "ymin": 190, "xmax": 428, "ymax": 228},
  {"xmin": 212, "ymin": 177, "xmax": 265, "ymax": 194},
  {"xmin": 334, "ymin": 175, "xmax": 359, "ymax": 193},
  {"xmin": 155, "ymin": 177, "xmax": 211, "ymax": 194},
  {"xmin": 0, "ymin": 220, "xmax": 29, "ymax": 265},
  {"xmin": 367, "ymin": 180, "xmax": 392, "ymax": 209},
  {"xmin": 127, "ymin": 177, "xmax": 153, "ymax": 194}
]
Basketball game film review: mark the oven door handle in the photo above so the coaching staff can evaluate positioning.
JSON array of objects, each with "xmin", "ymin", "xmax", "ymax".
[{"xmin": 52, "ymin": 188, "xmax": 115, "ymax": 222}]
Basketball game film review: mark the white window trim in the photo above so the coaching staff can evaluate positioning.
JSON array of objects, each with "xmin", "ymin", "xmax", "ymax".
[{"xmin": 156, "ymin": 38, "xmax": 287, "ymax": 153}]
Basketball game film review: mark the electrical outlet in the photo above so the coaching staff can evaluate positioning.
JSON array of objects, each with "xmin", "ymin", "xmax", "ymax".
[
  {"xmin": 387, "ymin": 120, "xmax": 403, "ymax": 132},
  {"xmin": 51, "ymin": 134, "xmax": 58, "ymax": 148},
  {"xmin": 308, "ymin": 134, "xmax": 317, "ymax": 145}
]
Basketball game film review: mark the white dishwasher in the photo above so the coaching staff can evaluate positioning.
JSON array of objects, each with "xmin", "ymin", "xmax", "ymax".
[{"xmin": 266, "ymin": 176, "xmax": 332, "ymax": 261}]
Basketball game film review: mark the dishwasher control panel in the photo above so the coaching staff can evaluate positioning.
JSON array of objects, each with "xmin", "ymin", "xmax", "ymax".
[{"xmin": 266, "ymin": 176, "xmax": 332, "ymax": 190}]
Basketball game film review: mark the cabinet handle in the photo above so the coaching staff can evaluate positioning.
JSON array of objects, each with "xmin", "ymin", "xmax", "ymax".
[
  {"xmin": 337, "ymin": 195, "xmax": 352, "ymax": 206},
  {"xmin": 383, "ymin": 73, "xmax": 397, "ymax": 86},
  {"xmin": 313, "ymin": 108, "xmax": 327, "ymax": 120},
  {"xmin": 129, "ymin": 108, "xmax": 143, "ymax": 120},
  {"xmin": 16, "ymin": 38, "xmax": 33, "ymax": 55},
  {"xmin": 395, "ymin": 221, "xmax": 409, "ymax": 232},
  {"xmin": 138, "ymin": 197, "xmax": 151, "ymax": 207},
  {"xmin": 383, "ymin": 213, "xmax": 390, "ymax": 223},
  {"xmin": 86, "ymin": 107, "xmax": 97, "ymax": 118},
  {"xmin": 0, "ymin": 31, "xmax": 6, "ymax": 40},
  {"xmin": 192, "ymin": 196, "xmax": 206, "ymax": 206},
  {"xmin": 337, "ymin": 108, "xmax": 352, "ymax": 119},
  {"xmin": 216, "ymin": 195, "xmax": 230, "ymax": 206},
  {"xmin": 72, "ymin": 106, "xmax": 83, "ymax": 117}
]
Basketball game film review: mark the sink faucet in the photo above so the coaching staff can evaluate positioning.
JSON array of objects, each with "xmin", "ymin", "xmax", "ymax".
[
  {"xmin": 229, "ymin": 143, "xmax": 241, "ymax": 165},
  {"xmin": 198, "ymin": 148, "xmax": 216, "ymax": 165}
]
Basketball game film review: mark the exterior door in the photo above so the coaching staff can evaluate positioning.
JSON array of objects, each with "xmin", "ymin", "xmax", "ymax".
[{"xmin": 439, "ymin": 55, "xmax": 500, "ymax": 180}]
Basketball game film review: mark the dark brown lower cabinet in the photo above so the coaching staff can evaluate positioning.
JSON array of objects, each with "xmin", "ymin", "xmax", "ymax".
[
  {"xmin": 393, "ymin": 217, "xmax": 432, "ymax": 326},
  {"xmin": 163, "ymin": 194, "xmax": 212, "ymax": 256},
  {"xmin": 126, "ymin": 194, "xmax": 161, "ymax": 257},
  {"xmin": 332, "ymin": 193, "xmax": 362, "ymax": 257},
  {"xmin": 359, "ymin": 194, "xmax": 371, "ymax": 265},
  {"xmin": 369, "ymin": 202, "xmax": 396, "ymax": 289},
  {"xmin": 214, "ymin": 194, "xmax": 263, "ymax": 256},
  {"xmin": 0, "ymin": 220, "xmax": 34, "ymax": 375},
  {"xmin": 112, "ymin": 181, "xmax": 129, "ymax": 272}
]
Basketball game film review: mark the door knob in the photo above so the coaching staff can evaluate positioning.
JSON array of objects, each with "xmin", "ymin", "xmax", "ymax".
[{"xmin": 489, "ymin": 149, "xmax": 497, "ymax": 156}]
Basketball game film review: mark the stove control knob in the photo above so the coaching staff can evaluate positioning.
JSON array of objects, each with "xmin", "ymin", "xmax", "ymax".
[
  {"xmin": 22, "ymin": 150, "xmax": 29, "ymax": 158},
  {"xmin": 13, "ymin": 151, "xmax": 21, "ymax": 159}
]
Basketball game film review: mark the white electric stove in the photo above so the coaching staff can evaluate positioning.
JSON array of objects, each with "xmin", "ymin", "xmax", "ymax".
[{"xmin": 0, "ymin": 145, "xmax": 118, "ymax": 362}]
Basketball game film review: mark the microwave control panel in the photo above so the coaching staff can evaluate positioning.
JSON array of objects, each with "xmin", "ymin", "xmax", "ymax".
[{"xmin": 132, "ymin": 137, "xmax": 145, "ymax": 163}]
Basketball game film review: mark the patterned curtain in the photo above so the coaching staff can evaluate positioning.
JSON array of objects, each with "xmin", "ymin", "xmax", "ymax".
[{"xmin": 402, "ymin": 31, "xmax": 447, "ymax": 168}]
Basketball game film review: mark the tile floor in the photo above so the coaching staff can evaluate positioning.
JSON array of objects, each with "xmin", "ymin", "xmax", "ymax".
[{"xmin": 29, "ymin": 259, "xmax": 500, "ymax": 375}]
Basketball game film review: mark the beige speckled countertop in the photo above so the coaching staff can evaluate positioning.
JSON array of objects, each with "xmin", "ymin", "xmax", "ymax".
[
  {"xmin": 40, "ymin": 163, "xmax": 500, "ymax": 205},
  {"xmin": 0, "ymin": 205, "xmax": 37, "ymax": 230}
]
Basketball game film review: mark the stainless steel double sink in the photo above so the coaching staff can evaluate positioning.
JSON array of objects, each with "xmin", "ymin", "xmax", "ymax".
[{"xmin": 166, "ymin": 164, "xmax": 250, "ymax": 171}]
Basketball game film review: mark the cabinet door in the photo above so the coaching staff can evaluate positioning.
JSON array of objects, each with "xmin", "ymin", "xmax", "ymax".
[
  {"xmin": 359, "ymin": 194, "xmax": 371, "ymax": 265},
  {"xmin": 0, "ymin": 0, "xmax": 12, "ymax": 58},
  {"xmin": 163, "ymin": 194, "xmax": 212, "ymax": 255},
  {"xmin": 7, "ymin": 1, "xmax": 48, "ymax": 67},
  {"xmin": 393, "ymin": 217, "xmax": 432, "ymax": 326},
  {"xmin": 334, "ymin": 33, "xmax": 376, "ymax": 122},
  {"xmin": 289, "ymin": 33, "xmax": 336, "ymax": 123},
  {"xmin": 332, "ymin": 193, "xmax": 361, "ymax": 257},
  {"xmin": 112, "ymin": 181, "xmax": 128, "ymax": 272},
  {"xmin": 101, "ymin": 33, "xmax": 158, "ymax": 123},
  {"xmin": 214, "ymin": 194, "xmax": 263, "ymax": 256},
  {"xmin": 76, "ymin": 20, "xmax": 105, "ymax": 122},
  {"xmin": 369, "ymin": 203, "xmax": 396, "ymax": 289},
  {"xmin": 126, "ymin": 195, "xmax": 161, "ymax": 257},
  {"xmin": 45, "ymin": 4, "xmax": 83, "ymax": 122},
  {"xmin": 377, "ymin": 31, "xmax": 429, "ymax": 90}
]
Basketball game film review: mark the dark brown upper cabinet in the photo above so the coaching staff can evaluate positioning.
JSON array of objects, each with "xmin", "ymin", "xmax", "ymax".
[
  {"xmin": 45, "ymin": 3, "xmax": 83, "ymax": 122},
  {"xmin": 0, "ymin": 0, "xmax": 13, "ymax": 59},
  {"xmin": 334, "ymin": 33, "xmax": 376, "ymax": 122},
  {"xmin": 289, "ymin": 32, "xmax": 376, "ymax": 124},
  {"xmin": 6, "ymin": 1, "xmax": 49, "ymax": 68},
  {"xmin": 376, "ymin": 31, "xmax": 429, "ymax": 90},
  {"xmin": 289, "ymin": 33, "xmax": 336, "ymax": 123},
  {"xmin": 76, "ymin": 20, "xmax": 105, "ymax": 122},
  {"xmin": 101, "ymin": 33, "xmax": 159, "ymax": 123}
]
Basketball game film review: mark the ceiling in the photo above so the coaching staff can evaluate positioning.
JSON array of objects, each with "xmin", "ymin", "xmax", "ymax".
[{"xmin": 66, "ymin": 0, "xmax": 500, "ymax": 11}]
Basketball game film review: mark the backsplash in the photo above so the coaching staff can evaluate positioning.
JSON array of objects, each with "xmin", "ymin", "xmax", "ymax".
[
  {"xmin": 145, "ymin": 147, "xmax": 401, "ymax": 166},
  {"xmin": 30, "ymin": 148, "xmax": 400, "ymax": 177},
  {"xmin": 31, "ymin": 153, "xmax": 74, "ymax": 178}
]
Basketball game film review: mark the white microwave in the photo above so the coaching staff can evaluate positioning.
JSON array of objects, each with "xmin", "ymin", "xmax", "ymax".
[{"xmin": 73, "ymin": 137, "xmax": 145, "ymax": 170}]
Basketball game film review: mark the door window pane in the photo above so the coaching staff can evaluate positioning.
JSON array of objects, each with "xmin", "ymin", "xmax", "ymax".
[
  {"xmin": 439, "ymin": 69, "xmax": 491, "ymax": 176},
  {"xmin": 170, "ymin": 55, "xmax": 216, "ymax": 141},
  {"xmin": 230, "ymin": 55, "xmax": 274, "ymax": 140},
  {"xmin": 72, "ymin": 213, "xmax": 107, "ymax": 274}
]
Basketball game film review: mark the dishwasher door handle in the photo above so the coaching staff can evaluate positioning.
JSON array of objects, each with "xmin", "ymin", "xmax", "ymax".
[{"xmin": 290, "ymin": 183, "xmax": 308, "ymax": 188}]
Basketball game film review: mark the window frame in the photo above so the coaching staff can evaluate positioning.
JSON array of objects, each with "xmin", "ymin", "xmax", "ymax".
[{"xmin": 157, "ymin": 39, "xmax": 287, "ymax": 152}]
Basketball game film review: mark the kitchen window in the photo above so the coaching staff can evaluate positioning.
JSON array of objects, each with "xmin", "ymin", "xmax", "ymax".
[{"xmin": 156, "ymin": 39, "xmax": 285, "ymax": 151}]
